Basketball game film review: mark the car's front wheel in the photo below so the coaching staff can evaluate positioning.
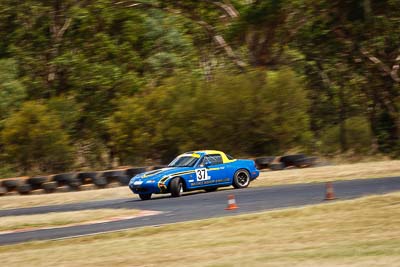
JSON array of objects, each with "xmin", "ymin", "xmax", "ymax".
[
  {"xmin": 139, "ymin": 193, "xmax": 152, "ymax": 200},
  {"xmin": 233, "ymin": 169, "xmax": 250, "ymax": 189},
  {"xmin": 170, "ymin": 177, "xmax": 183, "ymax": 197}
]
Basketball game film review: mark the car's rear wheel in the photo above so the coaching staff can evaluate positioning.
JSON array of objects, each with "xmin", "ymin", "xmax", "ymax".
[
  {"xmin": 139, "ymin": 193, "xmax": 152, "ymax": 200},
  {"xmin": 233, "ymin": 169, "xmax": 250, "ymax": 189},
  {"xmin": 170, "ymin": 177, "xmax": 183, "ymax": 197},
  {"xmin": 204, "ymin": 187, "xmax": 217, "ymax": 193}
]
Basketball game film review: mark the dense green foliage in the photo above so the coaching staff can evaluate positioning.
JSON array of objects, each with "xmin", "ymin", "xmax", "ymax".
[
  {"xmin": 109, "ymin": 69, "xmax": 310, "ymax": 164},
  {"xmin": 0, "ymin": 0, "xmax": 399, "ymax": 175},
  {"xmin": 1, "ymin": 102, "xmax": 73, "ymax": 173}
]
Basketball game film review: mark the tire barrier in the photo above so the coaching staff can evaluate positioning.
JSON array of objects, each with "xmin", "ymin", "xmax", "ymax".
[
  {"xmin": 101, "ymin": 170, "xmax": 127, "ymax": 184},
  {"xmin": 0, "ymin": 186, "xmax": 6, "ymax": 196},
  {"xmin": 68, "ymin": 178, "xmax": 82, "ymax": 191},
  {"xmin": 42, "ymin": 181, "xmax": 57, "ymax": 194},
  {"xmin": 0, "ymin": 168, "xmax": 142, "ymax": 196},
  {"xmin": 1, "ymin": 179, "xmax": 21, "ymax": 192},
  {"xmin": 255, "ymin": 154, "xmax": 317, "ymax": 171},
  {"xmin": 293, "ymin": 156, "xmax": 317, "ymax": 168},
  {"xmin": 254, "ymin": 156, "xmax": 276, "ymax": 170},
  {"xmin": 279, "ymin": 154, "xmax": 307, "ymax": 168},
  {"xmin": 92, "ymin": 176, "xmax": 108, "ymax": 188},
  {"xmin": 269, "ymin": 162, "xmax": 285, "ymax": 171},
  {"xmin": 0, "ymin": 156, "xmax": 318, "ymax": 197},
  {"xmin": 17, "ymin": 184, "xmax": 32, "ymax": 195},
  {"xmin": 77, "ymin": 172, "xmax": 99, "ymax": 185},
  {"xmin": 27, "ymin": 176, "xmax": 48, "ymax": 190},
  {"xmin": 52, "ymin": 173, "xmax": 78, "ymax": 187}
]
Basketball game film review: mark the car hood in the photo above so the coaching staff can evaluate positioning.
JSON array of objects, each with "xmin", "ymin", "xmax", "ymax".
[{"xmin": 133, "ymin": 167, "xmax": 193, "ymax": 180}]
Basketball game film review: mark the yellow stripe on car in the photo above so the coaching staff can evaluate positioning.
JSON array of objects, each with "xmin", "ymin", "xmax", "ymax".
[{"xmin": 157, "ymin": 170, "xmax": 196, "ymax": 192}]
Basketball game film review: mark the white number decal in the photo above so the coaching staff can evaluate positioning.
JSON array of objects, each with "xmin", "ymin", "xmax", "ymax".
[{"xmin": 196, "ymin": 168, "xmax": 210, "ymax": 181}]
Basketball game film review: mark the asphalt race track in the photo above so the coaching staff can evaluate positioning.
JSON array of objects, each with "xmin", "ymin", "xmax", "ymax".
[{"xmin": 1, "ymin": 176, "xmax": 400, "ymax": 245}]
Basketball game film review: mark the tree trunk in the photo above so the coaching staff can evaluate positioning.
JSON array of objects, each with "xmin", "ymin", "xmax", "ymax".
[
  {"xmin": 339, "ymin": 86, "xmax": 347, "ymax": 152},
  {"xmin": 48, "ymin": 0, "xmax": 71, "ymax": 96},
  {"xmin": 363, "ymin": 0, "xmax": 372, "ymax": 19},
  {"xmin": 366, "ymin": 93, "xmax": 379, "ymax": 152},
  {"xmin": 379, "ymin": 86, "xmax": 400, "ymax": 141}
]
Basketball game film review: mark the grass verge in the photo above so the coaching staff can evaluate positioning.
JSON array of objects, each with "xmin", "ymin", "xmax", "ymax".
[
  {"xmin": 0, "ymin": 160, "xmax": 399, "ymax": 210},
  {"xmin": 1, "ymin": 192, "xmax": 399, "ymax": 266},
  {"xmin": 0, "ymin": 209, "xmax": 140, "ymax": 232}
]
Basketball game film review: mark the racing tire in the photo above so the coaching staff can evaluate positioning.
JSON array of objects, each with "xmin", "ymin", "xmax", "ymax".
[
  {"xmin": 17, "ymin": 184, "xmax": 32, "ymax": 195},
  {"xmin": 0, "ymin": 186, "xmax": 7, "ymax": 196},
  {"xmin": 293, "ymin": 156, "xmax": 317, "ymax": 168},
  {"xmin": 27, "ymin": 176, "xmax": 48, "ymax": 190},
  {"xmin": 42, "ymin": 182, "xmax": 58, "ymax": 193},
  {"xmin": 279, "ymin": 154, "xmax": 306, "ymax": 168},
  {"xmin": 269, "ymin": 163, "xmax": 285, "ymax": 171},
  {"xmin": 1, "ymin": 179, "xmax": 20, "ymax": 191},
  {"xmin": 93, "ymin": 176, "xmax": 108, "ymax": 188},
  {"xmin": 233, "ymin": 169, "xmax": 250, "ymax": 189},
  {"xmin": 139, "ymin": 193, "xmax": 152, "ymax": 200},
  {"xmin": 77, "ymin": 172, "xmax": 99, "ymax": 184},
  {"xmin": 52, "ymin": 173, "xmax": 77, "ymax": 187},
  {"xmin": 102, "ymin": 170, "xmax": 127, "ymax": 183},
  {"xmin": 204, "ymin": 187, "xmax": 218, "ymax": 193},
  {"xmin": 170, "ymin": 177, "xmax": 183, "ymax": 197},
  {"xmin": 254, "ymin": 156, "xmax": 275, "ymax": 169},
  {"xmin": 68, "ymin": 178, "xmax": 82, "ymax": 191}
]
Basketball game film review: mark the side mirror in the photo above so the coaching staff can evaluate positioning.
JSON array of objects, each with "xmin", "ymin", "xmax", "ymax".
[{"xmin": 204, "ymin": 161, "xmax": 211, "ymax": 168}]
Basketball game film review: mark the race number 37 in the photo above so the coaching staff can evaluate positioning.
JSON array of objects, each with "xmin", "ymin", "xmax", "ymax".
[{"xmin": 196, "ymin": 168, "xmax": 210, "ymax": 181}]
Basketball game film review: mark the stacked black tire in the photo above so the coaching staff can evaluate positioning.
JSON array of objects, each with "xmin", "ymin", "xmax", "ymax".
[
  {"xmin": 27, "ymin": 176, "xmax": 48, "ymax": 190},
  {"xmin": 1, "ymin": 177, "xmax": 49, "ymax": 195},
  {"xmin": 23, "ymin": 176, "xmax": 49, "ymax": 195},
  {"xmin": 255, "ymin": 154, "xmax": 317, "ymax": 171},
  {"xmin": 279, "ymin": 154, "xmax": 317, "ymax": 168},
  {"xmin": 0, "ymin": 166, "xmax": 148, "ymax": 196},
  {"xmin": 52, "ymin": 173, "xmax": 81, "ymax": 191},
  {"xmin": 0, "ymin": 186, "xmax": 6, "ymax": 196},
  {"xmin": 254, "ymin": 156, "xmax": 276, "ymax": 170},
  {"xmin": 1, "ymin": 179, "xmax": 20, "ymax": 193},
  {"xmin": 77, "ymin": 172, "xmax": 98, "ymax": 185},
  {"xmin": 101, "ymin": 170, "xmax": 126, "ymax": 185},
  {"xmin": 77, "ymin": 172, "xmax": 106, "ymax": 188}
]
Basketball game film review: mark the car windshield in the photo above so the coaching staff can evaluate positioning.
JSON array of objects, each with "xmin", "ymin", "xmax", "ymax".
[{"xmin": 168, "ymin": 155, "xmax": 198, "ymax": 167}]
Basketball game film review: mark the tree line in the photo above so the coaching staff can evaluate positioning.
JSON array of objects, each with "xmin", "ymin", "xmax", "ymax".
[{"xmin": 0, "ymin": 0, "xmax": 399, "ymax": 176}]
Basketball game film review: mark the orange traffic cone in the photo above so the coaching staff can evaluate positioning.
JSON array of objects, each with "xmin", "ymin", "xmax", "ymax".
[
  {"xmin": 225, "ymin": 194, "xmax": 238, "ymax": 210},
  {"xmin": 325, "ymin": 182, "xmax": 336, "ymax": 200}
]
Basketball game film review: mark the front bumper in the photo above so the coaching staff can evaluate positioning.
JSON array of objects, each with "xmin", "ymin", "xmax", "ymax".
[{"xmin": 129, "ymin": 180, "xmax": 161, "ymax": 194}]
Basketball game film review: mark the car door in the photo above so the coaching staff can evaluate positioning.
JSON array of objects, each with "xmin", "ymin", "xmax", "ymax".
[{"xmin": 195, "ymin": 154, "xmax": 229, "ymax": 187}]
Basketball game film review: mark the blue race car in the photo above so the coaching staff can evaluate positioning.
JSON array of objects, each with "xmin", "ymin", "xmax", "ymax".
[{"xmin": 129, "ymin": 150, "xmax": 259, "ymax": 200}]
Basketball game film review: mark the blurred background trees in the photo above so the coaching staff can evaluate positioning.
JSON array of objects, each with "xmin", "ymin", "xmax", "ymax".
[{"xmin": 0, "ymin": 0, "xmax": 399, "ymax": 175}]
